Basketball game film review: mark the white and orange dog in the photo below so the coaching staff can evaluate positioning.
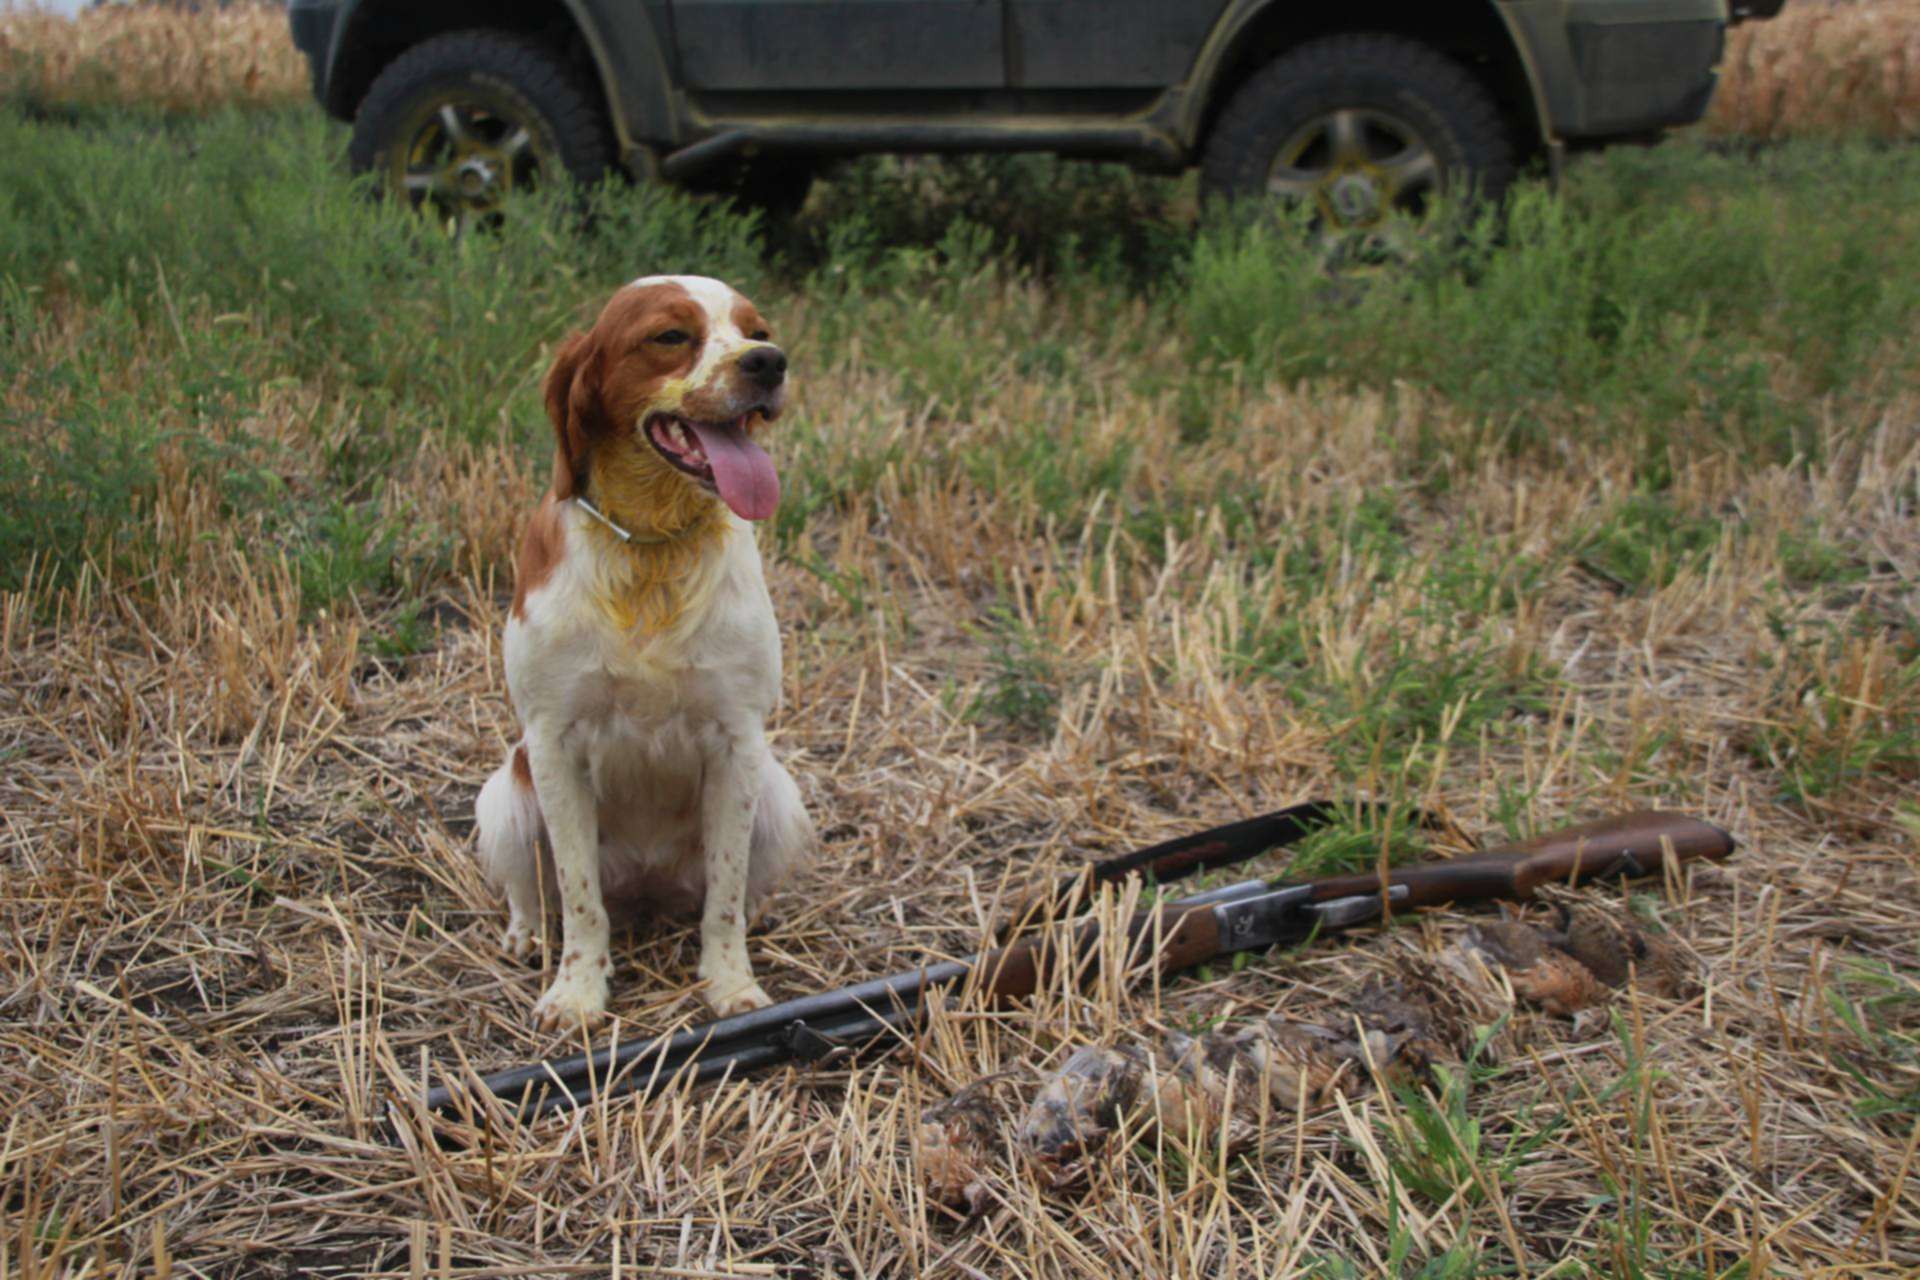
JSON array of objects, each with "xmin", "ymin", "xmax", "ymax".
[{"xmin": 475, "ymin": 275, "xmax": 812, "ymax": 1028}]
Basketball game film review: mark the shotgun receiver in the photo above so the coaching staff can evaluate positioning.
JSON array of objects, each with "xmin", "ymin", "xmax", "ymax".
[{"xmin": 413, "ymin": 809, "xmax": 1732, "ymax": 1124}]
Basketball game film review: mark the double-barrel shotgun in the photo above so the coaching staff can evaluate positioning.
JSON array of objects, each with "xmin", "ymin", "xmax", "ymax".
[{"xmin": 410, "ymin": 807, "xmax": 1733, "ymax": 1125}]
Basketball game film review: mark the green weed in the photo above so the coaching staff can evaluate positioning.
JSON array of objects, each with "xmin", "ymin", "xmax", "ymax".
[
  {"xmin": 293, "ymin": 500, "xmax": 401, "ymax": 607},
  {"xmin": 1302, "ymin": 1239, "xmax": 1488, "ymax": 1279},
  {"xmin": 1325, "ymin": 632, "xmax": 1552, "ymax": 772},
  {"xmin": 794, "ymin": 552, "xmax": 872, "ymax": 615},
  {"xmin": 1823, "ymin": 959, "xmax": 1920, "ymax": 1123},
  {"xmin": 1749, "ymin": 622, "xmax": 1920, "ymax": 803},
  {"xmin": 966, "ymin": 605, "xmax": 1061, "ymax": 734},
  {"xmin": 366, "ymin": 599, "xmax": 433, "ymax": 660},
  {"xmin": 1777, "ymin": 524, "xmax": 1867, "ymax": 589},
  {"xmin": 1384, "ymin": 1063, "xmax": 1491, "ymax": 1206},
  {"xmin": 1569, "ymin": 493, "xmax": 1721, "ymax": 593},
  {"xmin": 1281, "ymin": 803, "xmax": 1428, "ymax": 879}
]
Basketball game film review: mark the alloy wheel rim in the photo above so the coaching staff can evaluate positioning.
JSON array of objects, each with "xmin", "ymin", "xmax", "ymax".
[
  {"xmin": 1266, "ymin": 108, "xmax": 1443, "ymax": 231},
  {"xmin": 387, "ymin": 96, "xmax": 546, "ymax": 234}
]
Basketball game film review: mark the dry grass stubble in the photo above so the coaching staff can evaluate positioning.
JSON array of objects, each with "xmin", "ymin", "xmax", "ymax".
[
  {"xmin": 5, "ymin": 0, "xmax": 1920, "ymax": 1272},
  {"xmin": 2, "ymin": 272, "xmax": 1917, "ymax": 1276}
]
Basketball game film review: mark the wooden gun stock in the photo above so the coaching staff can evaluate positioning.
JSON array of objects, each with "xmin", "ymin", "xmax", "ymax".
[
  {"xmin": 1306, "ymin": 810, "xmax": 1736, "ymax": 910},
  {"xmin": 982, "ymin": 811, "xmax": 1732, "ymax": 1003}
]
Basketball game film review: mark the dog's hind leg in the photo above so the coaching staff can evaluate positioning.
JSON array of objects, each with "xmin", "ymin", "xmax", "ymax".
[
  {"xmin": 475, "ymin": 744, "xmax": 547, "ymax": 962},
  {"xmin": 747, "ymin": 754, "xmax": 813, "ymax": 919}
]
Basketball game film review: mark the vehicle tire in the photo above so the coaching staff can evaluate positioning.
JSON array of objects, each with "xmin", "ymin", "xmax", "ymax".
[
  {"xmin": 1201, "ymin": 34, "xmax": 1516, "ymax": 233},
  {"xmin": 348, "ymin": 30, "xmax": 614, "ymax": 233}
]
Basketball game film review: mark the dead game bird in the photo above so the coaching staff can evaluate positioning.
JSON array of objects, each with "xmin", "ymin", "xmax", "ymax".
[
  {"xmin": 1457, "ymin": 898, "xmax": 1697, "ymax": 1019},
  {"xmin": 1464, "ymin": 919, "xmax": 1611, "ymax": 1016},
  {"xmin": 1552, "ymin": 898, "xmax": 1697, "ymax": 999},
  {"xmin": 1351, "ymin": 959, "xmax": 1493, "ymax": 1069},
  {"xmin": 919, "ymin": 1071, "xmax": 1029, "ymax": 1214},
  {"xmin": 1014, "ymin": 1016, "xmax": 1380, "ymax": 1184}
]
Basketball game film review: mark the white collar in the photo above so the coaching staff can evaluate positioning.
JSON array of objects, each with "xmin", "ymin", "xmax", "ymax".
[{"xmin": 575, "ymin": 496, "xmax": 671, "ymax": 545}]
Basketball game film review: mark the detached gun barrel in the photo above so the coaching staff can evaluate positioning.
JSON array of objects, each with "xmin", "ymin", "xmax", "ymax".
[
  {"xmin": 419, "ymin": 957, "xmax": 971, "ymax": 1119},
  {"xmin": 418, "ymin": 878, "xmax": 1281, "ymax": 1121}
]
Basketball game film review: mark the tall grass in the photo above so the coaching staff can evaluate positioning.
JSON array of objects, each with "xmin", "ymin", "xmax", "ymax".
[
  {"xmin": 1185, "ymin": 143, "xmax": 1920, "ymax": 465},
  {"xmin": 1709, "ymin": 0, "xmax": 1920, "ymax": 140},
  {"xmin": 0, "ymin": 0, "xmax": 305, "ymax": 113},
  {"xmin": 0, "ymin": 107, "xmax": 768, "ymax": 591},
  {"xmin": 6, "ymin": 106, "xmax": 1920, "ymax": 595}
]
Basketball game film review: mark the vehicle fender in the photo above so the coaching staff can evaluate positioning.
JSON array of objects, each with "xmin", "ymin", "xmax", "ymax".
[
  {"xmin": 1501, "ymin": 0, "xmax": 1730, "ymax": 138},
  {"xmin": 317, "ymin": 0, "xmax": 680, "ymax": 158},
  {"xmin": 1173, "ymin": 0, "xmax": 1560, "ymax": 148},
  {"xmin": 565, "ymin": 0, "xmax": 680, "ymax": 153},
  {"xmin": 1488, "ymin": 2, "xmax": 1560, "ymax": 143}
]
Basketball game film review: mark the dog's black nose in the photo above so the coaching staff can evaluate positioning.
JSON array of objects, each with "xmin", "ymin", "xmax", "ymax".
[{"xmin": 740, "ymin": 346, "xmax": 787, "ymax": 389}]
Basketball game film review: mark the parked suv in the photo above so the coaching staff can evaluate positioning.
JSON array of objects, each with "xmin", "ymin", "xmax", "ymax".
[{"xmin": 288, "ymin": 0, "xmax": 1782, "ymax": 232}]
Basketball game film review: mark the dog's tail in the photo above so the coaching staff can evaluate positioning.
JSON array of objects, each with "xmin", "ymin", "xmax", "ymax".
[
  {"xmin": 475, "ymin": 743, "xmax": 545, "ymax": 896},
  {"xmin": 749, "ymin": 755, "xmax": 815, "ymax": 905}
]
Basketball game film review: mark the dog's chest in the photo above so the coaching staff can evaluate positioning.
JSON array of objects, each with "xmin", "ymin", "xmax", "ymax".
[
  {"xmin": 576, "ymin": 707, "xmax": 710, "ymax": 805},
  {"xmin": 506, "ymin": 517, "xmax": 780, "ymax": 737}
]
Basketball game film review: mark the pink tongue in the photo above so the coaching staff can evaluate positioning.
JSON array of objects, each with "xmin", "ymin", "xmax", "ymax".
[{"xmin": 688, "ymin": 420, "xmax": 780, "ymax": 520}]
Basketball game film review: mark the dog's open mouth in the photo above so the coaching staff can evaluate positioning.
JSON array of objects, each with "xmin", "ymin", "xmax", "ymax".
[{"xmin": 645, "ymin": 410, "xmax": 781, "ymax": 521}]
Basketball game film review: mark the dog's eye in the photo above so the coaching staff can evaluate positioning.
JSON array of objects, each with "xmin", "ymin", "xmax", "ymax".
[
  {"xmin": 748, "ymin": 329, "xmax": 770, "ymax": 342},
  {"xmin": 651, "ymin": 329, "xmax": 691, "ymax": 346}
]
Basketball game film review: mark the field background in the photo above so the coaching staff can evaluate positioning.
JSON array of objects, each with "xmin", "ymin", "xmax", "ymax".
[{"xmin": 2, "ymin": 3, "xmax": 1918, "ymax": 1278}]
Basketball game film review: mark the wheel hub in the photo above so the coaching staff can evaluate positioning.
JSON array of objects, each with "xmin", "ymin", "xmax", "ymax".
[
  {"xmin": 1325, "ymin": 170, "xmax": 1383, "ymax": 225},
  {"xmin": 454, "ymin": 155, "xmax": 501, "ymax": 201}
]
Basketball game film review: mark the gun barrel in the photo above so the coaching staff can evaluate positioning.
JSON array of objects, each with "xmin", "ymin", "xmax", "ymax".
[
  {"xmin": 418, "ymin": 879, "xmax": 1277, "ymax": 1120},
  {"xmin": 420, "ymin": 958, "xmax": 971, "ymax": 1117},
  {"xmin": 1000, "ymin": 800, "xmax": 1431, "ymax": 933},
  {"xmin": 530, "ymin": 999, "xmax": 928, "ymax": 1118}
]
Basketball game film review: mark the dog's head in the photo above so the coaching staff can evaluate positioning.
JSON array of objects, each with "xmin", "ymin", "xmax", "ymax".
[{"xmin": 544, "ymin": 275, "xmax": 787, "ymax": 522}]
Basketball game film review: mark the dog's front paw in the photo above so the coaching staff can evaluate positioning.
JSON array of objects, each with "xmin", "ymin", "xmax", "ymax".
[
  {"xmin": 701, "ymin": 971, "xmax": 773, "ymax": 1019},
  {"xmin": 532, "ymin": 966, "xmax": 609, "ymax": 1032}
]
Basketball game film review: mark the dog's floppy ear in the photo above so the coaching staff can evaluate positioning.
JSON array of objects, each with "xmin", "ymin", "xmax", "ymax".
[{"xmin": 543, "ymin": 330, "xmax": 607, "ymax": 500}]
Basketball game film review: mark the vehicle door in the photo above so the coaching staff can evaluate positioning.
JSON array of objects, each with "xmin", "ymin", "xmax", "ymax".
[
  {"xmin": 670, "ymin": 0, "xmax": 1006, "ymax": 91},
  {"xmin": 1006, "ymin": 0, "xmax": 1230, "ymax": 87}
]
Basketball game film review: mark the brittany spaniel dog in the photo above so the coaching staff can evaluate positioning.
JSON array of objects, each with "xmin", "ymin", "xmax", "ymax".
[{"xmin": 474, "ymin": 275, "xmax": 813, "ymax": 1028}]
